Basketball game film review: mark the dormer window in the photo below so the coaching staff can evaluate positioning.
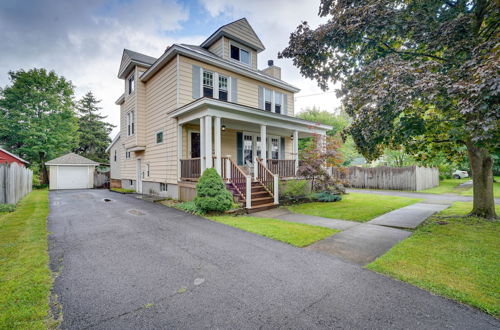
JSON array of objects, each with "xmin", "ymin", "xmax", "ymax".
[
  {"xmin": 128, "ymin": 74, "xmax": 135, "ymax": 94},
  {"xmin": 230, "ymin": 44, "xmax": 250, "ymax": 65},
  {"xmin": 203, "ymin": 70, "xmax": 213, "ymax": 98},
  {"xmin": 219, "ymin": 75, "xmax": 228, "ymax": 101}
]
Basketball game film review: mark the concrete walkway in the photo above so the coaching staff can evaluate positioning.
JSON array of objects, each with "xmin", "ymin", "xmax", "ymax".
[{"xmin": 254, "ymin": 201, "xmax": 450, "ymax": 265}]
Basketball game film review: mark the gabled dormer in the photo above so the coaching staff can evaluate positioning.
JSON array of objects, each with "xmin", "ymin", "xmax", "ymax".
[{"xmin": 201, "ymin": 18, "xmax": 264, "ymax": 70}]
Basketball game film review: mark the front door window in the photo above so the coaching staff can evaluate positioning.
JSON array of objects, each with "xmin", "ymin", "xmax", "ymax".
[
  {"xmin": 243, "ymin": 134, "xmax": 253, "ymax": 165},
  {"xmin": 270, "ymin": 137, "xmax": 280, "ymax": 159},
  {"xmin": 190, "ymin": 132, "xmax": 200, "ymax": 158}
]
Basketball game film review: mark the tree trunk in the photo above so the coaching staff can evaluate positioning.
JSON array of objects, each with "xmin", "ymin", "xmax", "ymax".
[
  {"xmin": 466, "ymin": 142, "xmax": 496, "ymax": 219},
  {"xmin": 39, "ymin": 153, "xmax": 49, "ymax": 185}
]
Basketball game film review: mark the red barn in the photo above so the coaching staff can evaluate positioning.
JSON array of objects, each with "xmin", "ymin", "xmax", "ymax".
[{"xmin": 0, "ymin": 147, "xmax": 29, "ymax": 167}]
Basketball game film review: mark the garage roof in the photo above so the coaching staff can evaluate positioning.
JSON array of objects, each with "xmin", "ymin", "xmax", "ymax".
[{"xmin": 46, "ymin": 153, "xmax": 99, "ymax": 166}]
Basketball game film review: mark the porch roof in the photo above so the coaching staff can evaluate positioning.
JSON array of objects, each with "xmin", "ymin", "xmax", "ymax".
[{"xmin": 169, "ymin": 98, "xmax": 332, "ymax": 135}]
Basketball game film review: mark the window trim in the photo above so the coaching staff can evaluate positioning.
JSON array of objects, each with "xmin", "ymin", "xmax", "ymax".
[
  {"xmin": 128, "ymin": 72, "xmax": 135, "ymax": 95},
  {"xmin": 114, "ymin": 149, "xmax": 117, "ymax": 162},
  {"xmin": 127, "ymin": 110, "xmax": 135, "ymax": 136},
  {"xmin": 229, "ymin": 41, "xmax": 251, "ymax": 66},
  {"xmin": 125, "ymin": 151, "xmax": 131, "ymax": 159},
  {"xmin": 155, "ymin": 130, "xmax": 164, "ymax": 144}
]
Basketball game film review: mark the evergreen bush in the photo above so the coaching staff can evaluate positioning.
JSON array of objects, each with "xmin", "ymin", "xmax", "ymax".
[{"xmin": 194, "ymin": 168, "xmax": 233, "ymax": 213}]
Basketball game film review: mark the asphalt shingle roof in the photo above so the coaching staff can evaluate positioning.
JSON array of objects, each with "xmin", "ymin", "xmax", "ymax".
[
  {"xmin": 46, "ymin": 153, "xmax": 99, "ymax": 165},
  {"xmin": 124, "ymin": 49, "xmax": 157, "ymax": 66}
]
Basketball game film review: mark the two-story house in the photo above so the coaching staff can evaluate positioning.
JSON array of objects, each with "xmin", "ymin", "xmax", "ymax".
[{"xmin": 110, "ymin": 18, "xmax": 331, "ymax": 211}]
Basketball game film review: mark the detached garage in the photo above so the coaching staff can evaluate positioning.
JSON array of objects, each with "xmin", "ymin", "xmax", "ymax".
[{"xmin": 47, "ymin": 153, "xmax": 99, "ymax": 190}]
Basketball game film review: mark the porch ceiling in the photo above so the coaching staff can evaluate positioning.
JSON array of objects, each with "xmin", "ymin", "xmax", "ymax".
[{"xmin": 169, "ymin": 98, "xmax": 331, "ymax": 136}]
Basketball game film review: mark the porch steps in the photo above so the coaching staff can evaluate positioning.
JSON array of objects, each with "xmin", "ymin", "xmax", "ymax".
[{"xmin": 226, "ymin": 181, "xmax": 278, "ymax": 213}]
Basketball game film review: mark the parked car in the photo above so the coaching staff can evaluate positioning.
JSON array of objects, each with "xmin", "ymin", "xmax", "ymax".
[{"xmin": 452, "ymin": 170, "xmax": 469, "ymax": 179}]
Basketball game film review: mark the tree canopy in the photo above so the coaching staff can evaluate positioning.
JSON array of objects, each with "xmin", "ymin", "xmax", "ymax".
[
  {"xmin": 0, "ymin": 68, "xmax": 78, "ymax": 183},
  {"xmin": 280, "ymin": 0, "xmax": 499, "ymax": 218},
  {"xmin": 73, "ymin": 92, "xmax": 114, "ymax": 163}
]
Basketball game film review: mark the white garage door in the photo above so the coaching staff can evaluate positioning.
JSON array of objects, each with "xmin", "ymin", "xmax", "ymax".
[{"xmin": 57, "ymin": 166, "xmax": 90, "ymax": 189}]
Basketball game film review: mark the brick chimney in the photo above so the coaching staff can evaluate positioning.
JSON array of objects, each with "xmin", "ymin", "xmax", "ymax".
[{"xmin": 262, "ymin": 59, "xmax": 281, "ymax": 80}]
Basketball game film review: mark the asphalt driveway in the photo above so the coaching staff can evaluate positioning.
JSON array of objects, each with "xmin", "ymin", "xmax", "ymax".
[{"xmin": 48, "ymin": 189, "xmax": 499, "ymax": 329}]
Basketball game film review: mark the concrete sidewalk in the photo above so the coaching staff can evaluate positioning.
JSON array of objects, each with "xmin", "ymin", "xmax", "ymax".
[
  {"xmin": 368, "ymin": 203, "xmax": 449, "ymax": 229},
  {"xmin": 254, "ymin": 202, "xmax": 450, "ymax": 265}
]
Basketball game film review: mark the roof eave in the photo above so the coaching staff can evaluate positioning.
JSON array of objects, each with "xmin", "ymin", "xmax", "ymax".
[
  {"xmin": 118, "ymin": 60, "xmax": 153, "ymax": 79},
  {"xmin": 201, "ymin": 30, "xmax": 265, "ymax": 53},
  {"xmin": 140, "ymin": 45, "xmax": 300, "ymax": 93},
  {"xmin": 169, "ymin": 98, "xmax": 332, "ymax": 131}
]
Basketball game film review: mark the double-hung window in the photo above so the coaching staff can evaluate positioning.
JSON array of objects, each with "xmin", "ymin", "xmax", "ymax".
[
  {"xmin": 219, "ymin": 75, "xmax": 228, "ymax": 101},
  {"xmin": 264, "ymin": 89, "xmax": 272, "ymax": 111},
  {"xmin": 230, "ymin": 44, "xmax": 250, "ymax": 65},
  {"xmin": 128, "ymin": 74, "xmax": 135, "ymax": 94},
  {"xmin": 274, "ymin": 92, "xmax": 282, "ymax": 114},
  {"xmin": 203, "ymin": 70, "xmax": 213, "ymax": 98},
  {"xmin": 127, "ymin": 110, "xmax": 135, "ymax": 136}
]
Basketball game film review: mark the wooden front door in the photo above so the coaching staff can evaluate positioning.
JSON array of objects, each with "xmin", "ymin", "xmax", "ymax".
[{"xmin": 190, "ymin": 132, "xmax": 200, "ymax": 158}]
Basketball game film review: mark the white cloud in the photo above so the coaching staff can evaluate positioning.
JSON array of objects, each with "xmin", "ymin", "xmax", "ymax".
[
  {"xmin": 0, "ymin": 0, "xmax": 341, "ymax": 140},
  {"xmin": 198, "ymin": 0, "xmax": 342, "ymax": 114}
]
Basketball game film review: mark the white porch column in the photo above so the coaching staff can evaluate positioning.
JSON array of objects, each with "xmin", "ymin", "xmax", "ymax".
[
  {"xmin": 205, "ymin": 115, "xmax": 213, "ymax": 168},
  {"xmin": 260, "ymin": 125, "xmax": 267, "ymax": 165},
  {"xmin": 200, "ymin": 117, "xmax": 205, "ymax": 172},
  {"xmin": 177, "ymin": 124, "xmax": 183, "ymax": 180},
  {"xmin": 214, "ymin": 116, "xmax": 222, "ymax": 174},
  {"xmin": 293, "ymin": 130, "xmax": 299, "ymax": 172}
]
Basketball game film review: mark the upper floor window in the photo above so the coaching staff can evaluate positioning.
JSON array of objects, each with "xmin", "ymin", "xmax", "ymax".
[
  {"xmin": 230, "ymin": 44, "xmax": 250, "ymax": 65},
  {"xmin": 114, "ymin": 150, "xmax": 117, "ymax": 162},
  {"xmin": 126, "ymin": 151, "xmax": 131, "ymax": 159},
  {"xmin": 219, "ymin": 75, "xmax": 228, "ymax": 101},
  {"xmin": 203, "ymin": 70, "xmax": 213, "ymax": 98},
  {"xmin": 264, "ymin": 89, "xmax": 272, "ymax": 111},
  {"xmin": 156, "ymin": 130, "xmax": 164, "ymax": 144},
  {"xmin": 275, "ymin": 92, "xmax": 282, "ymax": 114},
  {"xmin": 128, "ymin": 74, "xmax": 135, "ymax": 94},
  {"xmin": 127, "ymin": 110, "xmax": 135, "ymax": 136}
]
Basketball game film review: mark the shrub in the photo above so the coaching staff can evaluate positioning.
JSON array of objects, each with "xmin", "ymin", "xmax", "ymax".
[
  {"xmin": 280, "ymin": 179, "xmax": 309, "ymax": 199},
  {"xmin": 175, "ymin": 201, "xmax": 203, "ymax": 215},
  {"xmin": 312, "ymin": 191, "xmax": 342, "ymax": 202},
  {"xmin": 194, "ymin": 168, "xmax": 233, "ymax": 213},
  {"xmin": 0, "ymin": 204, "xmax": 16, "ymax": 213}
]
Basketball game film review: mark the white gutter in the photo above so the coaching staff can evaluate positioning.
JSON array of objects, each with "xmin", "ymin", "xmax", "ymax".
[
  {"xmin": 140, "ymin": 44, "xmax": 300, "ymax": 93},
  {"xmin": 169, "ymin": 98, "xmax": 332, "ymax": 131}
]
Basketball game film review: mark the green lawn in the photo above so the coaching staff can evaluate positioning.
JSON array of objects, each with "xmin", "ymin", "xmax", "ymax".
[
  {"xmin": 287, "ymin": 193, "xmax": 422, "ymax": 222},
  {"xmin": 207, "ymin": 215, "xmax": 338, "ymax": 247},
  {"xmin": 420, "ymin": 178, "xmax": 469, "ymax": 194},
  {"xmin": 0, "ymin": 190, "xmax": 55, "ymax": 329},
  {"xmin": 420, "ymin": 177, "xmax": 500, "ymax": 198},
  {"xmin": 367, "ymin": 202, "xmax": 500, "ymax": 317},
  {"xmin": 110, "ymin": 188, "xmax": 135, "ymax": 193}
]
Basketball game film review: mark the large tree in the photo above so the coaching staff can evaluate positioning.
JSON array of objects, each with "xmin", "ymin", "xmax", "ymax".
[
  {"xmin": 0, "ymin": 68, "xmax": 78, "ymax": 183},
  {"xmin": 280, "ymin": 0, "xmax": 499, "ymax": 218},
  {"xmin": 73, "ymin": 92, "xmax": 114, "ymax": 163}
]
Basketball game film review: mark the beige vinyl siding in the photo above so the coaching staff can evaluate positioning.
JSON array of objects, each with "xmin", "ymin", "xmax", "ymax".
[
  {"xmin": 120, "ymin": 86, "xmax": 137, "ymax": 180},
  {"xmin": 284, "ymin": 137, "xmax": 293, "ymax": 159},
  {"xmin": 222, "ymin": 19, "xmax": 263, "ymax": 52},
  {"xmin": 136, "ymin": 66, "xmax": 147, "ymax": 147},
  {"xmin": 177, "ymin": 56, "xmax": 294, "ymax": 115},
  {"xmin": 208, "ymin": 37, "xmax": 224, "ymax": 57},
  {"xmin": 144, "ymin": 58, "xmax": 179, "ymax": 184},
  {"xmin": 109, "ymin": 142, "xmax": 122, "ymax": 179}
]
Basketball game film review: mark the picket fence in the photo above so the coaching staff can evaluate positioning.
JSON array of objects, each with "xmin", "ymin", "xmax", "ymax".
[
  {"xmin": 0, "ymin": 162, "xmax": 33, "ymax": 204},
  {"xmin": 329, "ymin": 166, "xmax": 439, "ymax": 191}
]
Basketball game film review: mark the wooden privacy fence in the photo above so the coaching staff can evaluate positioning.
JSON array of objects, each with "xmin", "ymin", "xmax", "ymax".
[
  {"xmin": 329, "ymin": 166, "xmax": 439, "ymax": 191},
  {"xmin": 0, "ymin": 162, "xmax": 33, "ymax": 204}
]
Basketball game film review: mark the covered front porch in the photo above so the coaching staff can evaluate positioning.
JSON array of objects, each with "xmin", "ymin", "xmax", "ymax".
[{"xmin": 170, "ymin": 98, "xmax": 331, "ymax": 210}]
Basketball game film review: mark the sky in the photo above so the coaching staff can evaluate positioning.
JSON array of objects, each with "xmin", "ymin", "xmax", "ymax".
[{"xmin": 0, "ymin": 0, "xmax": 340, "ymax": 137}]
